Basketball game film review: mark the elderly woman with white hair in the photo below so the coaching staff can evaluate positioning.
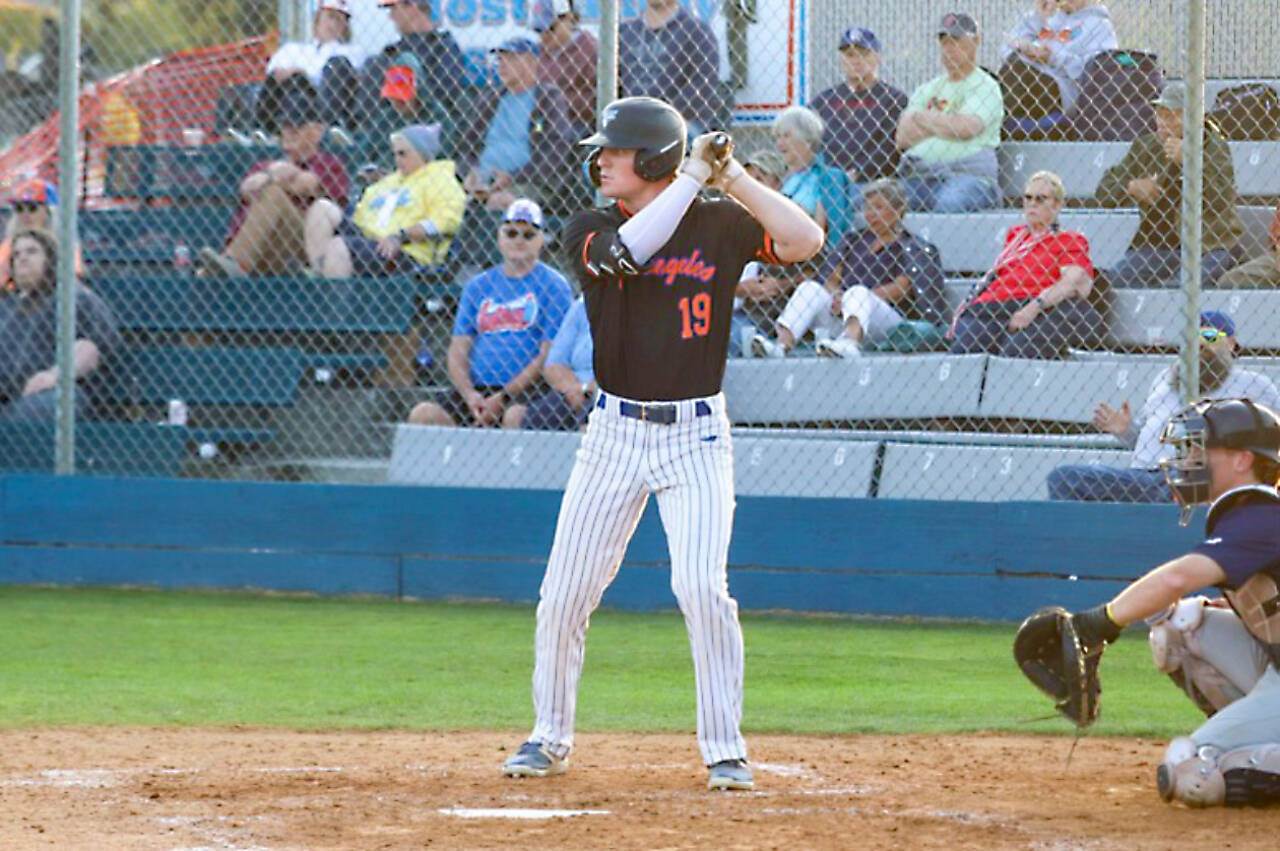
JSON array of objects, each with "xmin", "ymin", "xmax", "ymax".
[
  {"xmin": 772, "ymin": 105, "xmax": 854, "ymax": 250},
  {"xmin": 305, "ymin": 123, "xmax": 465, "ymax": 279},
  {"xmin": 949, "ymin": 169, "xmax": 1103, "ymax": 358}
]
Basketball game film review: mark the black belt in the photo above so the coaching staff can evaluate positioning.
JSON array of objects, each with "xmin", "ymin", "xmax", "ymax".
[{"xmin": 597, "ymin": 394, "xmax": 711, "ymax": 424}]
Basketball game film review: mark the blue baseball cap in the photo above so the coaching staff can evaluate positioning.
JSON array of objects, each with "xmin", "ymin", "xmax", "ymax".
[
  {"xmin": 492, "ymin": 36, "xmax": 539, "ymax": 56},
  {"xmin": 839, "ymin": 27, "xmax": 880, "ymax": 53},
  {"xmin": 1200, "ymin": 310, "xmax": 1236, "ymax": 338}
]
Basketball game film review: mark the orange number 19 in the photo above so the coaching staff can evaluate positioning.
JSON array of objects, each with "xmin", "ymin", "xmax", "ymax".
[{"xmin": 677, "ymin": 292, "xmax": 712, "ymax": 339}]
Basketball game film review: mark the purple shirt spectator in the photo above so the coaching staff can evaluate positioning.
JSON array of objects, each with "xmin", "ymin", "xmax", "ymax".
[
  {"xmin": 534, "ymin": 0, "xmax": 598, "ymax": 135},
  {"xmin": 619, "ymin": 3, "xmax": 721, "ymax": 133}
]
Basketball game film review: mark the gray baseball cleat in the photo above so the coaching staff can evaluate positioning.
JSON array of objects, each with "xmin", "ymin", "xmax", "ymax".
[
  {"xmin": 707, "ymin": 758, "xmax": 754, "ymax": 791},
  {"xmin": 502, "ymin": 741, "xmax": 568, "ymax": 777}
]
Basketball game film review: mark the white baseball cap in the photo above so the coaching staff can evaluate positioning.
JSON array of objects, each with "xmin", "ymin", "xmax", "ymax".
[{"xmin": 502, "ymin": 198, "xmax": 545, "ymax": 229}]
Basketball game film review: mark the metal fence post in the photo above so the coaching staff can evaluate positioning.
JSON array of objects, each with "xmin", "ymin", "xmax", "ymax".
[
  {"xmin": 54, "ymin": 0, "xmax": 82, "ymax": 475},
  {"xmin": 1179, "ymin": 0, "xmax": 1207, "ymax": 403}
]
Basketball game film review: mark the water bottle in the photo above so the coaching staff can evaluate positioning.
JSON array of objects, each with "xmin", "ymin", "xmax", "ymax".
[{"xmin": 173, "ymin": 241, "xmax": 191, "ymax": 270}]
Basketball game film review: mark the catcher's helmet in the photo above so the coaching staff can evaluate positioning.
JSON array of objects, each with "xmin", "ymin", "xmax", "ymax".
[
  {"xmin": 1159, "ymin": 398, "xmax": 1280, "ymax": 517},
  {"xmin": 579, "ymin": 97, "xmax": 686, "ymax": 186}
]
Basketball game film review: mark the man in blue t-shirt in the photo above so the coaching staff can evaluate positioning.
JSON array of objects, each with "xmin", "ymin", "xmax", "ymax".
[
  {"xmin": 808, "ymin": 27, "xmax": 908, "ymax": 186},
  {"xmin": 409, "ymin": 199, "xmax": 572, "ymax": 427},
  {"xmin": 504, "ymin": 296, "xmax": 595, "ymax": 431}
]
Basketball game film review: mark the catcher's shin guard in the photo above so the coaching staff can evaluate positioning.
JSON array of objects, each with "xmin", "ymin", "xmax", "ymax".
[{"xmin": 1157, "ymin": 737, "xmax": 1226, "ymax": 806}]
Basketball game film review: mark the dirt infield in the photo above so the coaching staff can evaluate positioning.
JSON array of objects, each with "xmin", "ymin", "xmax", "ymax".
[{"xmin": 2, "ymin": 728, "xmax": 1277, "ymax": 849}]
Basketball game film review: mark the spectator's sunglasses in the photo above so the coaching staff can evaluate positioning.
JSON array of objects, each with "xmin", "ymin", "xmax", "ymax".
[
  {"xmin": 1022, "ymin": 193, "xmax": 1053, "ymax": 205},
  {"xmin": 1199, "ymin": 327, "xmax": 1230, "ymax": 344},
  {"xmin": 502, "ymin": 226, "xmax": 539, "ymax": 241},
  {"xmin": 12, "ymin": 201, "xmax": 42, "ymax": 212}
]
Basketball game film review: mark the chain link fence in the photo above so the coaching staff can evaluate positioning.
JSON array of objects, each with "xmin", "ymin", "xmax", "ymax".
[{"xmin": 1, "ymin": 0, "xmax": 1278, "ymax": 504}]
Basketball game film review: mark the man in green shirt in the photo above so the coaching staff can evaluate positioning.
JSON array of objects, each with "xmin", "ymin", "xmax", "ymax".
[{"xmin": 894, "ymin": 12, "xmax": 1003, "ymax": 211}]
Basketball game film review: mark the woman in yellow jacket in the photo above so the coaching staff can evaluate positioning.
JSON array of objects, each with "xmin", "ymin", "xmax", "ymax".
[{"xmin": 305, "ymin": 122, "xmax": 464, "ymax": 278}]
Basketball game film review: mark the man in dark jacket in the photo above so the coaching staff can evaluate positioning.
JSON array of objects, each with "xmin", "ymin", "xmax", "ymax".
[
  {"xmin": 1098, "ymin": 81, "xmax": 1243, "ymax": 289},
  {"xmin": 364, "ymin": 0, "xmax": 469, "ymax": 146},
  {"xmin": 457, "ymin": 37, "xmax": 582, "ymax": 214}
]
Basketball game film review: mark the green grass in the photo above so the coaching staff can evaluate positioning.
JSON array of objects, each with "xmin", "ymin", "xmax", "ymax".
[{"xmin": 0, "ymin": 587, "xmax": 1204, "ymax": 737}]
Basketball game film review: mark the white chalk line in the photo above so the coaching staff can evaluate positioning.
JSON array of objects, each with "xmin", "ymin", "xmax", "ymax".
[{"xmin": 440, "ymin": 807, "xmax": 611, "ymax": 820}]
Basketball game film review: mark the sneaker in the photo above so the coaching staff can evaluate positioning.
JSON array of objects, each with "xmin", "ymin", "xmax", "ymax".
[
  {"xmin": 816, "ymin": 337, "xmax": 862, "ymax": 359},
  {"xmin": 750, "ymin": 333, "xmax": 785, "ymax": 359},
  {"xmin": 708, "ymin": 758, "xmax": 754, "ymax": 791},
  {"xmin": 197, "ymin": 247, "xmax": 245, "ymax": 279},
  {"xmin": 501, "ymin": 741, "xmax": 567, "ymax": 778},
  {"xmin": 326, "ymin": 126, "xmax": 356, "ymax": 148}
]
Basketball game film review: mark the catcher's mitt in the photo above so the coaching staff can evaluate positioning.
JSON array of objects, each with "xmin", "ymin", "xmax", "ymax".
[{"xmin": 1013, "ymin": 606, "xmax": 1104, "ymax": 727}]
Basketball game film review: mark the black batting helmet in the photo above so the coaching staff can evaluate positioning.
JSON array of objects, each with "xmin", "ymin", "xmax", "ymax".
[
  {"xmin": 579, "ymin": 96, "xmax": 686, "ymax": 186},
  {"xmin": 1160, "ymin": 398, "xmax": 1280, "ymax": 516}
]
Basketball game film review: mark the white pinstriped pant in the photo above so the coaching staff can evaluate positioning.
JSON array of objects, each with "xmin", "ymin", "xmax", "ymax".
[{"xmin": 527, "ymin": 391, "xmax": 746, "ymax": 766}]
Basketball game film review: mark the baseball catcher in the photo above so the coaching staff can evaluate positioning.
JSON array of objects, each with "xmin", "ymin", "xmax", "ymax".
[{"xmin": 1015, "ymin": 398, "xmax": 1280, "ymax": 806}]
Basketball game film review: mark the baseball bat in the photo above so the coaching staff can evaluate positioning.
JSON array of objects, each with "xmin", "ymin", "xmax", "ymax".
[{"xmin": 708, "ymin": 133, "xmax": 731, "ymax": 159}]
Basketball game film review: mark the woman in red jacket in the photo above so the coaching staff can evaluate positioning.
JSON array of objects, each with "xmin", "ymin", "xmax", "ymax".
[{"xmin": 949, "ymin": 170, "xmax": 1102, "ymax": 358}]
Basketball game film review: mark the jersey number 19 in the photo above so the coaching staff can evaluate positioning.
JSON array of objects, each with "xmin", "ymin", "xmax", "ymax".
[{"xmin": 678, "ymin": 293, "xmax": 712, "ymax": 339}]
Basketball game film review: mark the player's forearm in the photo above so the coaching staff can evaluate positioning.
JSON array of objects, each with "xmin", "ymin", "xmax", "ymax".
[
  {"xmin": 725, "ymin": 173, "xmax": 824, "ymax": 264},
  {"xmin": 1106, "ymin": 555, "xmax": 1226, "ymax": 626},
  {"xmin": 617, "ymin": 175, "xmax": 701, "ymax": 265}
]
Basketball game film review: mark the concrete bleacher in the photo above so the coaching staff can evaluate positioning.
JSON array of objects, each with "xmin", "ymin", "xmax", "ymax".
[
  {"xmin": 906, "ymin": 209, "xmax": 1139, "ymax": 273},
  {"xmin": 387, "ymin": 426, "xmax": 881, "ymax": 498},
  {"xmin": 998, "ymin": 141, "xmax": 1280, "ymax": 201},
  {"xmin": 1109, "ymin": 289, "xmax": 1280, "ymax": 348},
  {"xmin": 978, "ymin": 356, "xmax": 1168, "ymax": 424},
  {"xmin": 877, "ymin": 442, "xmax": 1129, "ymax": 502},
  {"xmin": 722, "ymin": 354, "xmax": 986, "ymax": 423}
]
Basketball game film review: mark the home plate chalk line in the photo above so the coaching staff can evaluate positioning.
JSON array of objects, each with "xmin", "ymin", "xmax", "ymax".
[{"xmin": 439, "ymin": 808, "xmax": 611, "ymax": 820}]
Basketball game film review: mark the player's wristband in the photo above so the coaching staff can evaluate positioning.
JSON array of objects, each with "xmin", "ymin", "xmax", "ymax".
[{"xmin": 720, "ymin": 158, "xmax": 746, "ymax": 191}]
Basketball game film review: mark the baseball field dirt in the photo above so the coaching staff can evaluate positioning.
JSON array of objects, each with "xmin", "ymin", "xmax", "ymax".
[{"xmin": 3, "ymin": 728, "xmax": 1277, "ymax": 849}]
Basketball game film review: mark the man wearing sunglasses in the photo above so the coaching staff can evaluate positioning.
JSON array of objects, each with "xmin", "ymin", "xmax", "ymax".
[
  {"xmin": 408, "ymin": 199, "xmax": 571, "ymax": 428},
  {"xmin": 1048, "ymin": 310, "xmax": 1280, "ymax": 502}
]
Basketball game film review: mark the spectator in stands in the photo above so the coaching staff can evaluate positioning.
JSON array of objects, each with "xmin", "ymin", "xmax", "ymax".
[
  {"xmin": 0, "ymin": 229, "xmax": 119, "ymax": 422},
  {"xmin": 948, "ymin": 170, "xmax": 1102, "ymax": 358},
  {"xmin": 456, "ymin": 37, "xmax": 580, "ymax": 214},
  {"xmin": 306, "ymin": 123, "xmax": 464, "ymax": 278},
  {"xmin": 364, "ymin": 0, "xmax": 469, "ymax": 140},
  {"xmin": 1098, "ymin": 82, "xmax": 1243, "ymax": 289},
  {"xmin": 773, "ymin": 105, "xmax": 853, "ymax": 251},
  {"xmin": 729, "ymin": 150, "xmax": 796, "ymax": 355},
  {"xmin": 408, "ymin": 199, "xmax": 572, "ymax": 428},
  {"xmin": 1218, "ymin": 202, "xmax": 1280, "ymax": 288},
  {"xmin": 253, "ymin": 0, "xmax": 363, "ymax": 138},
  {"xmin": 999, "ymin": 0, "xmax": 1117, "ymax": 121},
  {"xmin": 533, "ymin": 0, "xmax": 597, "ymax": 139},
  {"xmin": 1047, "ymin": 310, "xmax": 1280, "ymax": 502},
  {"xmin": 895, "ymin": 12, "xmax": 1003, "ymax": 212},
  {"xmin": 808, "ymin": 27, "xmax": 908, "ymax": 189},
  {"xmin": 0, "ymin": 179, "xmax": 82, "ymax": 290},
  {"xmin": 619, "ymin": 0, "xmax": 722, "ymax": 135},
  {"xmin": 749, "ymin": 179, "xmax": 944, "ymax": 358},
  {"xmin": 198, "ymin": 94, "xmax": 349, "ymax": 279},
  {"xmin": 503, "ymin": 295, "xmax": 595, "ymax": 431}
]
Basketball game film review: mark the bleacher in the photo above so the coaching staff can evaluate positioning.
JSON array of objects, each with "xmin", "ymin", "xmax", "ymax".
[{"xmin": 22, "ymin": 70, "xmax": 1280, "ymax": 487}]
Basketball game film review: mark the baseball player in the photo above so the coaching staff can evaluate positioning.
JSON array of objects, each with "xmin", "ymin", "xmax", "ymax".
[
  {"xmin": 501, "ymin": 96, "xmax": 823, "ymax": 791},
  {"xmin": 1020, "ymin": 398, "xmax": 1280, "ymax": 806}
]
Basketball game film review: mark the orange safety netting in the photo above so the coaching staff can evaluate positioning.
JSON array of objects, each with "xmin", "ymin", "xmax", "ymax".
[{"xmin": 0, "ymin": 33, "xmax": 275, "ymax": 206}]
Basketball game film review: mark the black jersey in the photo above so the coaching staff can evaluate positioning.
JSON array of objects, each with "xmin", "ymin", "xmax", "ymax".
[{"xmin": 563, "ymin": 195, "xmax": 778, "ymax": 401}]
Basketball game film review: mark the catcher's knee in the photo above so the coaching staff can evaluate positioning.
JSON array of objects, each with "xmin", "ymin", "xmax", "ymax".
[
  {"xmin": 1149, "ymin": 597, "xmax": 1238, "ymax": 715},
  {"xmin": 1160, "ymin": 739, "xmax": 1280, "ymax": 807},
  {"xmin": 1158, "ymin": 737, "xmax": 1225, "ymax": 806}
]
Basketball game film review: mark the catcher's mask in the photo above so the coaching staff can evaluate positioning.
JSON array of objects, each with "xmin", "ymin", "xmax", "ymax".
[
  {"xmin": 1160, "ymin": 397, "xmax": 1280, "ymax": 524},
  {"xmin": 580, "ymin": 96, "xmax": 687, "ymax": 187}
]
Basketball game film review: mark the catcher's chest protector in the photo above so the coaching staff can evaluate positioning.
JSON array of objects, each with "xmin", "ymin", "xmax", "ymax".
[{"xmin": 1212, "ymin": 488, "xmax": 1280, "ymax": 667}]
